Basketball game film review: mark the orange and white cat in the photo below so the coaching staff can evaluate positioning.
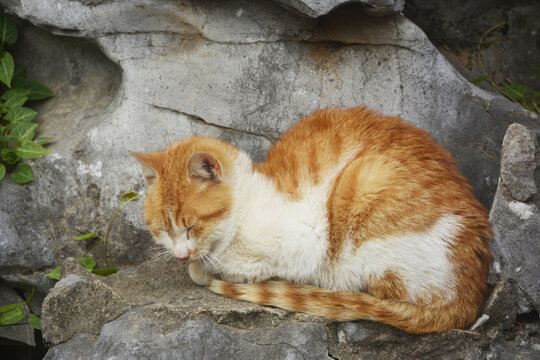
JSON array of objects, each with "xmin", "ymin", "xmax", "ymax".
[{"xmin": 130, "ymin": 107, "xmax": 492, "ymax": 334}]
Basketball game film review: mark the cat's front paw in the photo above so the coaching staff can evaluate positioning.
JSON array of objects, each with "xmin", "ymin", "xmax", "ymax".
[{"xmin": 188, "ymin": 261, "xmax": 211, "ymax": 286}]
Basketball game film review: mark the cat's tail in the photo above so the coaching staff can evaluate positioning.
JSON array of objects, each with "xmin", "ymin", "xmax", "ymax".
[{"xmin": 208, "ymin": 279, "xmax": 475, "ymax": 334}]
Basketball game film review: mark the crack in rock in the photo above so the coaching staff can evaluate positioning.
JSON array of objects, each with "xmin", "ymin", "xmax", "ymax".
[{"xmin": 149, "ymin": 103, "xmax": 278, "ymax": 144}]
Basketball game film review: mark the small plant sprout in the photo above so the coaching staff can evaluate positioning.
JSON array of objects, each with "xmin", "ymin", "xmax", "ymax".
[
  {"xmin": 71, "ymin": 190, "xmax": 146, "ymax": 275},
  {"xmin": 0, "ymin": 287, "xmax": 41, "ymax": 330}
]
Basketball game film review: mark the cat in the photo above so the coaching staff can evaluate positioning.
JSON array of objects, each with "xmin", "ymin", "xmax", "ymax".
[{"xmin": 130, "ymin": 107, "xmax": 492, "ymax": 334}]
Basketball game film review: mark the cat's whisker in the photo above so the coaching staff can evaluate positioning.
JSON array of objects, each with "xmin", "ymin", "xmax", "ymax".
[{"xmin": 203, "ymin": 254, "xmax": 222, "ymax": 278}]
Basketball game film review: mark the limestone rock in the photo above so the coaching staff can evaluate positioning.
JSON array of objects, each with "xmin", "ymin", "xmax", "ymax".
[
  {"xmin": 276, "ymin": 0, "xmax": 405, "ymax": 17},
  {"xmin": 489, "ymin": 123, "xmax": 540, "ymax": 310},
  {"xmin": 499, "ymin": 124, "xmax": 536, "ymax": 201},
  {"xmin": 41, "ymin": 263, "xmax": 130, "ymax": 345},
  {"xmin": 38, "ymin": 256, "xmax": 538, "ymax": 359}
]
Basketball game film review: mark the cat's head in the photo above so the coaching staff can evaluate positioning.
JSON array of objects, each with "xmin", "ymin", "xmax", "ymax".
[{"xmin": 130, "ymin": 137, "xmax": 240, "ymax": 261}]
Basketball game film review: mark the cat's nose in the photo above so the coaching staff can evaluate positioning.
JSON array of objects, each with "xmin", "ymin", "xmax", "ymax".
[{"xmin": 175, "ymin": 249, "xmax": 191, "ymax": 261}]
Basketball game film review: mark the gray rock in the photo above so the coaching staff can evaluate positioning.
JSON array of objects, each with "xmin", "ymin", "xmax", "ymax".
[
  {"xmin": 337, "ymin": 321, "xmax": 371, "ymax": 343},
  {"xmin": 481, "ymin": 280, "xmax": 518, "ymax": 330},
  {"xmin": 489, "ymin": 123, "xmax": 540, "ymax": 310},
  {"xmin": 0, "ymin": 286, "xmax": 35, "ymax": 347},
  {"xmin": 41, "ymin": 265, "xmax": 130, "ymax": 345},
  {"xmin": 37, "ymin": 255, "xmax": 535, "ymax": 359},
  {"xmin": 276, "ymin": 0, "xmax": 405, "ymax": 17},
  {"xmin": 43, "ymin": 333, "xmax": 98, "ymax": 360},
  {"xmin": 404, "ymin": 1, "xmax": 540, "ymax": 94},
  {"xmin": 81, "ymin": 309, "xmax": 331, "ymax": 360},
  {"xmin": 499, "ymin": 124, "xmax": 536, "ymax": 201}
]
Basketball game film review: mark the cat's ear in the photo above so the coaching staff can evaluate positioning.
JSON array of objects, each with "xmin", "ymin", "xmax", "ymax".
[
  {"xmin": 129, "ymin": 150, "xmax": 163, "ymax": 185},
  {"xmin": 187, "ymin": 152, "xmax": 222, "ymax": 183}
]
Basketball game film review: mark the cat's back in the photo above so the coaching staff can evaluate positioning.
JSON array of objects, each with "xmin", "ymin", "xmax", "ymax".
[{"xmin": 255, "ymin": 107, "xmax": 457, "ymax": 198}]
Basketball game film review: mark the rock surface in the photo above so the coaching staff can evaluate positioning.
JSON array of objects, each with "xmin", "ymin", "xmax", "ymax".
[
  {"xmin": 404, "ymin": 0, "xmax": 540, "ymax": 94},
  {"xmin": 38, "ymin": 257, "xmax": 540, "ymax": 359},
  {"xmin": 276, "ymin": 0, "xmax": 405, "ymax": 17},
  {"xmin": 489, "ymin": 123, "xmax": 540, "ymax": 311}
]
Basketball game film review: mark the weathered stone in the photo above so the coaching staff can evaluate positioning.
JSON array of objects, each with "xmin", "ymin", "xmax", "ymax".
[
  {"xmin": 404, "ymin": 1, "xmax": 540, "ymax": 94},
  {"xmin": 37, "ymin": 256, "xmax": 535, "ymax": 359},
  {"xmin": 489, "ymin": 123, "xmax": 540, "ymax": 310},
  {"xmin": 337, "ymin": 321, "xmax": 371, "ymax": 343},
  {"xmin": 276, "ymin": 0, "xmax": 405, "ymax": 17},
  {"xmin": 41, "ymin": 272, "xmax": 130, "ymax": 345},
  {"xmin": 0, "ymin": 286, "xmax": 35, "ymax": 347},
  {"xmin": 44, "ymin": 308, "xmax": 331, "ymax": 360},
  {"xmin": 43, "ymin": 333, "xmax": 98, "ymax": 360},
  {"xmin": 499, "ymin": 124, "xmax": 536, "ymax": 201},
  {"xmin": 59, "ymin": 257, "xmax": 92, "ymax": 278},
  {"xmin": 481, "ymin": 280, "xmax": 518, "ymax": 330},
  {"xmin": 485, "ymin": 323, "xmax": 540, "ymax": 360}
]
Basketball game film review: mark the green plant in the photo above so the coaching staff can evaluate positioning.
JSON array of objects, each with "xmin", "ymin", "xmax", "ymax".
[
  {"xmin": 44, "ymin": 190, "xmax": 145, "ymax": 280},
  {"xmin": 474, "ymin": 22, "xmax": 540, "ymax": 115},
  {"xmin": 0, "ymin": 287, "xmax": 41, "ymax": 330},
  {"xmin": 0, "ymin": 16, "xmax": 54, "ymax": 183}
]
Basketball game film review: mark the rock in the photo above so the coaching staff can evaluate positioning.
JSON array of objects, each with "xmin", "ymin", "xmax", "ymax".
[
  {"xmin": 0, "ymin": 286, "xmax": 35, "ymax": 347},
  {"xmin": 489, "ymin": 123, "xmax": 540, "ymax": 310},
  {"xmin": 404, "ymin": 1, "xmax": 540, "ymax": 93},
  {"xmin": 37, "ymin": 255, "xmax": 535, "ymax": 359},
  {"xmin": 499, "ymin": 124, "xmax": 536, "ymax": 201},
  {"xmin": 276, "ymin": 0, "xmax": 405, "ymax": 17},
  {"xmin": 485, "ymin": 323, "xmax": 540, "ymax": 360},
  {"xmin": 41, "ymin": 261, "xmax": 130, "ymax": 345},
  {"xmin": 481, "ymin": 280, "xmax": 518, "ymax": 330},
  {"xmin": 82, "ymin": 309, "xmax": 331, "ymax": 360},
  {"xmin": 43, "ymin": 333, "xmax": 98, "ymax": 360}
]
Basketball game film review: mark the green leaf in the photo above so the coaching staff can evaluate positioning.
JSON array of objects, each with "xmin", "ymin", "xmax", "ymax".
[
  {"xmin": 5, "ymin": 107, "xmax": 37, "ymax": 123},
  {"xmin": 533, "ymin": 100, "xmax": 540, "ymax": 115},
  {"xmin": 472, "ymin": 75, "xmax": 489, "ymax": 85},
  {"xmin": 77, "ymin": 257, "xmax": 97, "ymax": 272},
  {"xmin": 0, "ymin": 17, "xmax": 18, "ymax": 46},
  {"xmin": 30, "ymin": 314, "xmax": 41, "ymax": 330},
  {"xmin": 2, "ymin": 89, "xmax": 28, "ymax": 111},
  {"xmin": 502, "ymin": 83, "xmax": 532, "ymax": 102},
  {"xmin": 0, "ymin": 302, "xmax": 25, "ymax": 313},
  {"xmin": 72, "ymin": 232, "xmax": 100, "ymax": 241},
  {"xmin": 0, "ymin": 88, "xmax": 30, "ymax": 101},
  {"xmin": 0, "ymin": 51, "xmax": 14, "ymax": 88},
  {"xmin": 119, "ymin": 191, "xmax": 139, "ymax": 203},
  {"xmin": 10, "ymin": 122, "xmax": 38, "ymax": 142},
  {"xmin": 0, "ymin": 147, "xmax": 19, "ymax": 164},
  {"xmin": 44, "ymin": 267, "xmax": 61, "ymax": 280},
  {"xmin": 15, "ymin": 141, "xmax": 51, "ymax": 159},
  {"xmin": 0, "ymin": 304, "xmax": 26, "ymax": 326},
  {"xmin": 0, "ymin": 163, "xmax": 5, "ymax": 181},
  {"xmin": 92, "ymin": 267, "xmax": 119, "ymax": 277},
  {"xmin": 12, "ymin": 77, "xmax": 54, "ymax": 101},
  {"xmin": 36, "ymin": 137, "xmax": 54, "ymax": 145},
  {"xmin": 11, "ymin": 163, "xmax": 33, "ymax": 184},
  {"xmin": 13, "ymin": 65, "xmax": 25, "ymax": 80}
]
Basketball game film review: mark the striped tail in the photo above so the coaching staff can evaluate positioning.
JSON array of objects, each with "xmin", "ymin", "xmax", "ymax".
[{"xmin": 208, "ymin": 279, "xmax": 476, "ymax": 334}]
